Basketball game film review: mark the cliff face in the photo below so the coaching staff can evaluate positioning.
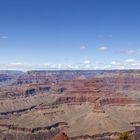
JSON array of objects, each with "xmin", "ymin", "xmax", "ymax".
[
  {"xmin": 16, "ymin": 70, "xmax": 100, "ymax": 85},
  {"xmin": 0, "ymin": 128, "xmax": 61, "ymax": 140},
  {"xmin": 0, "ymin": 122, "xmax": 68, "ymax": 140},
  {"xmin": 3, "ymin": 70, "xmax": 140, "ymax": 98},
  {"xmin": 0, "ymin": 71, "xmax": 23, "ymax": 86}
]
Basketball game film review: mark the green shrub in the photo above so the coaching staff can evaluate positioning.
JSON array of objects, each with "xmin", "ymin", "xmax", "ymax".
[{"xmin": 118, "ymin": 132, "xmax": 131, "ymax": 140}]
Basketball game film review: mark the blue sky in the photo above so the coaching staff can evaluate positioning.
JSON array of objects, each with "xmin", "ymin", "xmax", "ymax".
[{"xmin": 0, "ymin": 0, "xmax": 140, "ymax": 70}]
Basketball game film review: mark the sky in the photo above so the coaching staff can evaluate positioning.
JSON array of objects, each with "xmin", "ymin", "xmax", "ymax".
[{"xmin": 0, "ymin": 0, "xmax": 140, "ymax": 70}]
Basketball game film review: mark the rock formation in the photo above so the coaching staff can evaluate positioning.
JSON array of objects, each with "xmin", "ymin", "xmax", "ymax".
[{"xmin": 0, "ymin": 70, "xmax": 140, "ymax": 139}]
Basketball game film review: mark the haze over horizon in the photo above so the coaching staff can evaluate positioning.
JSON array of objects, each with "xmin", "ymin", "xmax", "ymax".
[{"xmin": 0, "ymin": 0, "xmax": 140, "ymax": 70}]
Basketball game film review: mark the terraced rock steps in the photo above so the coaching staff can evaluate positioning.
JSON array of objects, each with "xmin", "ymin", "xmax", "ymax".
[{"xmin": 0, "ymin": 122, "xmax": 68, "ymax": 133}]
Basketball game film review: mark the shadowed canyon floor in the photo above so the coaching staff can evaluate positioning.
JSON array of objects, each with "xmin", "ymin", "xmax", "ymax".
[{"xmin": 0, "ymin": 70, "xmax": 140, "ymax": 139}]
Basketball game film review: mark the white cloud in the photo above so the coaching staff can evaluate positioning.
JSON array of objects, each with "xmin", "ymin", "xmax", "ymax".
[
  {"xmin": 80, "ymin": 45, "xmax": 86, "ymax": 50},
  {"xmin": 111, "ymin": 61, "xmax": 117, "ymax": 65},
  {"xmin": 82, "ymin": 60, "xmax": 91, "ymax": 64},
  {"xmin": 67, "ymin": 64, "xmax": 79, "ymax": 69},
  {"xmin": 125, "ymin": 59, "xmax": 135, "ymax": 63},
  {"xmin": 0, "ymin": 35, "xmax": 8, "ymax": 39},
  {"xmin": 109, "ymin": 59, "xmax": 140, "ymax": 69},
  {"xmin": 98, "ymin": 46, "xmax": 108, "ymax": 51},
  {"xmin": 1, "ymin": 59, "xmax": 140, "ymax": 71}
]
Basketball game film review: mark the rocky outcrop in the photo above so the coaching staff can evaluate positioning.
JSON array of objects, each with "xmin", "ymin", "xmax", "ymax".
[
  {"xmin": 0, "ymin": 122, "xmax": 68, "ymax": 140},
  {"xmin": 0, "ymin": 71, "xmax": 23, "ymax": 86},
  {"xmin": 0, "ymin": 84, "xmax": 52, "ymax": 98},
  {"xmin": 52, "ymin": 96, "xmax": 134, "ymax": 108},
  {"xmin": 94, "ymin": 97, "xmax": 134, "ymax": 110},
  {"xmin": 0, "ymin": 129, "xmax": 60, "ymax": 140},
  {"xmin": 0, "ymin": 74, "xmax": 12, "ymax": 82},
  {"xmin": 0, "ymin": 105, "xmax": 36, "ymax": 115},
  {"xmin": 2, "ymin": 70, "xmax": 140, "ymax": 98},
  {"xmin": 16, "ymin": 70, "xmax": 101, "ymax": 85},
  {"xmin": 50, "ymin": 132, "xmax": 68, "ymax": 140},
  {"xmin": 0, "ymin": 122, "xmax": 68, "ymax": 133},
  {"xmin": 54, "ymin": 96, "xmax": 99, "ymax": 104},
  {"xmin": 68, "ymin": 131, "xmax": 134, "ymax": 140},
  {"xmin": 0, "ymin": 94, "xmax": 56, "ymax": 115}
]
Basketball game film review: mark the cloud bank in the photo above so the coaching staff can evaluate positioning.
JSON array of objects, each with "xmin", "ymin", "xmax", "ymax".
[
  {"xmin": 0, "ymin": 59, "xmax": 140, "ymax": 71},
  {"xmin": 98, "ymin": 46, "xmax": 108, "ymax": 51}
]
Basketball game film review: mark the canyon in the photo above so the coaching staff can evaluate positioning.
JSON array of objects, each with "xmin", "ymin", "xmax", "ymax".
[{"xmin": 0, "ymin": 70, "xmax": 140, "ymax": 139}]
